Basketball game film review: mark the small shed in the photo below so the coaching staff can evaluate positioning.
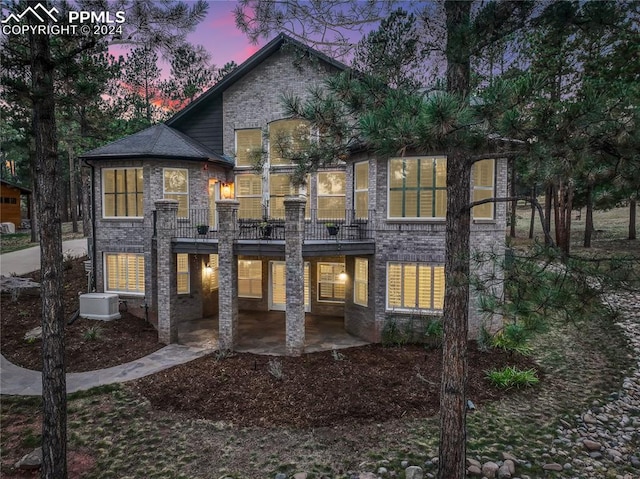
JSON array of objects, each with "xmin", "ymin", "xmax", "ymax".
[{"xmin": 0, "ymin": 179, "xmax": 31, "ymax": 229}]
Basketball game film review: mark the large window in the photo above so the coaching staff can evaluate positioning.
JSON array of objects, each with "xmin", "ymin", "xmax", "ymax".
[
  {"xmin": 354, "ymin": 257, "xmax": 368, "ymax": 306},
  {"xmin": 472, "ymin": 159, "xmax": 495, "ymax": 220},
  {"xmin": 238, "ymin": 259, "xmax": 262, "ymax": 298},
  {"xmin": 318, "ymin": 262, "xmax": 346, "ymax": 302},
  {"xmin": 354, "ymin": 161, "xmax": 369, "ymax": 219},
  {"xmin": 104, "ymin": 253, "xmax": 145, "ymax": 294},
  {"xmin": 269, "ymin": 119, "xmax": 310, "ymax": 166},
  {"xmin": 317, "ymin": 171, "xmax": 346, "ymax": 219},
  {"xmin": 236, "ymin": 129, "xmax": 262, "ymax": 167},
  {"xmin": 177, "ymin": 254, "xmax": 189, "ymax": 294},
  {"xmin": 389, "ymin": 157, "xmax": 446, "ymax": 219},
  {"xmin": 269, "ymin": 173, "xmax": 292, "ymax": 219},
  {"xmin": 387, "ymin": 262, "xmax": 444, "ymax": 311},
  {"xmin": 236, "ymin": 174, "xmax": 263, "ymax": 219},
  {"xmin": 103, "ymin": 168, "xmax": 143, "ymax": 218},
  {"xmin": 163, "ymin": 168, "xmax": 189, "ymax": 218}
]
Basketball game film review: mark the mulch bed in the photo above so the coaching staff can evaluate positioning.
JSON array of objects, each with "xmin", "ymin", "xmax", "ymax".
[
  {"xmin": 130, "ymin": 344, "xmax": 540, "ymax": 428},
  {"xmin": 1, "ymin": 257, "xmax": 161, "ymax": 373}
]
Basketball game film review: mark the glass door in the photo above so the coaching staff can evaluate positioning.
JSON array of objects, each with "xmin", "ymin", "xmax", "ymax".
[{"xmin": 269, "ymin": 261, "xmax": 310, "ymax": 311}]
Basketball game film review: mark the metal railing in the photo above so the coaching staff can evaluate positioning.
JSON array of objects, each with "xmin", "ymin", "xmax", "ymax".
[{"xmin": 163, "ymin": 208, "xmax": 375, "ymax": 241}]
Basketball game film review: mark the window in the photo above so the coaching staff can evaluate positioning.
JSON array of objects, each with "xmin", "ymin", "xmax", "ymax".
[
  {"xmin": 104, "ymin": 253, "xmax": 145, "ymax": 294},
  {"xmin": 318, "ymin": 262, "xmax": 346, "ymax": 302},
  {"xmin": 103, "ymin": 168, "xmax": 143, "ymax": 218},
  {"xmin": 236, "ymin": 129, "xmax": 262, "ymax": 167},
  {"xmin": 472, "ymin": 159, "xmax": 495, "ymax": 220},
  {"xmin": 354, "ymin": 258, "xmax": 368, "ymax": 306},
  {"xmin": 177, "ymin": 254, "xmax": 189, "ymax": 294},
  {"xmin": 208, "ymin": 254, "xmax": 219, "ymax": 292},
  {"xmin": 163, "ymin": 168, "xmax": 188, "ymax": 218},
  {"xmin": 236, "ymin": 174, "xmax": 263, "ymax": 219},
  {"xmin": 317, "ymin": 171, "xmax": 346, "ymax": 219},
  {"xmin": 269, "ymin": 173, "xmax": 292, "ymax": 219},
  {"xmin": 389, "ymin": 157, "xmax": 446, "ymax": 219},
  {"xmin": 354, "ymin": 161, "xmax": 369, "ymax": 219},
  {"xmin": 269, "ymin": 119, "xmax": 310, "ymax": 166},
  {"xmin": 238, "ymin": 259, "xmax": 262, "ymax": 298},
  {"xmin": 387, "ymin": 262, "xmax": 444, "ymax": 311}
]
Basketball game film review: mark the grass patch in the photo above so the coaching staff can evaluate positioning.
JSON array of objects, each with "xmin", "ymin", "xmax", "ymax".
[{"xmin": 486, "ymin": 366, "xmax": 539, "ymax": 389}]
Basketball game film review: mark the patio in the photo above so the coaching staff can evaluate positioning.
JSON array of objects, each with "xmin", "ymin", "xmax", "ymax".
[{"xmin": 178, "ymin": 311, "xmax": 368, "ymax": 355}]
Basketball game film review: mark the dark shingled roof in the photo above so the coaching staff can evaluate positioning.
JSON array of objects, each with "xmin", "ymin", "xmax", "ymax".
[{"xmin": 80, "ymin": 123, "xmax": 232, "ymax": 165}]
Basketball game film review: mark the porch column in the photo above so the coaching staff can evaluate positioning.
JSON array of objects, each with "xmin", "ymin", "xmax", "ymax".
[
  {"xmin": 155, "ymin": 199, "xmax": 178, "ymax": 344},
  {"xmin": 216, "ymin": 199, "xmax": 239, "ymax": 350},
  {"xmin": 284, "ymin": 196, "xmax": 307, "ymax": 356}
]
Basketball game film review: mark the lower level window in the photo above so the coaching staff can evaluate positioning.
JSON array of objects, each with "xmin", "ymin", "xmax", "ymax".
[
  {"xmin": 238, "ymin": 259, "xmax": 262, "ymax": 298},
  {"xmin": 387, "ymin": 262, "xmax": 444, "ymax": 311},
  {"xmin": 105, "ymin": 253, "xmax": 145, "ymax": 294},
  {"xmin": 177, "ymin": 254, "xmax": 189, "ymax": 294},
  {"xmin": 318, "ymin": 262, "xmax": 346, "ymax": 302}
]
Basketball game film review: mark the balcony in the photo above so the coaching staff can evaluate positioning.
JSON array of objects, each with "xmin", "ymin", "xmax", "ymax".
[{"xmin": 168, "ymin": 209, "xmax": 375, "ymax": 242}]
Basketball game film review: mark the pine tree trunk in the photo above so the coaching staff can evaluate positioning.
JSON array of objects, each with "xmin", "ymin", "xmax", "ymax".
[
  {"xmin": 544, "ymin": 184, "xmax": 553, "ymax": 246},
  {"xmin": 439, "ymin": 150, "xmax": 471, "ymax": 479},
  {"xmin": 509, "ymin": 157, "xmax": 517, "ymax": 238},
  {"xmin": 584, "ymin": 183, "xmax": 593, "ymax": 248},
  {"xmin": 67, "ymin": 144, "xmax": 78, "ymax": 233},
  {"xmin": 439, "ymin": 2, "xmax": 472, "ymax": 478},
  {"xmin": 629, "ymin": 199, "xmax": 637, "ymax": 240},
  {"xmin": 529, "ymin": 186, "xmax": 536, "ymax": 239},
  {"xmin": 28, "ymin": 6, "xmax": 68, "ymax": 478}
]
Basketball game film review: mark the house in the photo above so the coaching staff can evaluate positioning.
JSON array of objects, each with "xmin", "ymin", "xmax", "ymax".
[
  {"xmin": 80, "ymin": 34, "xmax": 506, "ymax": 355},
  {"xmin": 0, "ymin": 179, "xmax": 31, "ymax": 231}
]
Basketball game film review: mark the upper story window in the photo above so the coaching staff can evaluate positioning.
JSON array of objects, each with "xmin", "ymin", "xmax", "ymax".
[
  {"xmin": 317, "ymin": 171, "xmax": 345, "ymax": 220},
  {"xmin": 163, "ymin": 168, "xmax": 189, "ymax": 218},
  {"xmin": 102, "ymin": 168, "xmax": 143, "ymax": 218},
  {"xmin": 236, "ymin": 173, "xmax": 263, "ymax": 219},
  {"xmin": 354, "ymin": 161, "xmax": 369, "ymax": 219},
  {"xmin": 269, "ymin": 119, "xmax": 310, "ymax": 166},
  {"xmin": 269, "ymin": 173, "xmax": 310, "ymax": 219},
  {"xmin": 104, "ymin": 253, "xmax": 145, "ymax": 295},
  {"xmin": 472, "ymin": 159, "xmax": 495, "ymax": 220},
  {"xmin": 387, "ymin": 262, "xmax": 444, "ymax": 312},
  {"xmin": 235, "ymin": 129, "xmax": 262, "ymax": 167},
  {"xmin": 388, "ymin": 157, "xmax": 446, "ymax": 219}
]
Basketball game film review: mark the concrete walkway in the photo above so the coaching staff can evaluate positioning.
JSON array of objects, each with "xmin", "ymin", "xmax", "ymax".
[
  {"xmin": 0, "ymin": 238, "xmax": 88, "ymax": 276},
  {"xmin": 0, "ymin": 345, "xmax": 213, "ymax": 396}
]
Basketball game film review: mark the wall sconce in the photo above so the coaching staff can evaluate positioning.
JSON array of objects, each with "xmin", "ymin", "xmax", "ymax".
[
  {"xmin": 338, "ymin": 271, "xmax": 348, "ymax": 282},
  {"xmin": 204, "ymin": 263, "xmax": 213, "ymax": 273},
  {"xmin": 221, "ymin": 182, "xmax": 233, "ymax": 199}
]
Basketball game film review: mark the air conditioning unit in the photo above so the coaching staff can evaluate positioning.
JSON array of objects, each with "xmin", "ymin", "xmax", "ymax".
[{"xmin": 79, "ymin": 293, "xmax": 121, "ymax": 321}]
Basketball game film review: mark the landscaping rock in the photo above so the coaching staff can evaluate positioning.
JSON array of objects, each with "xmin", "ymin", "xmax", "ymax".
[
  {"xmin": 404, "ymin": 466, "xmax": 423, "ymax": 479},
  {"xmin": 503, "ymin": 459, "xmax": 515, "ymax": 474},
  {"xmin": 467, "ymin": 458, "xmax": 482, "ymax": 468},
  {"xmin": 15, "ymin": 447, "xmax": 42, "ymax": 470},
  {"xmin": 467, "ymin": 464, "xmax": 482, "ymax": 476},
  {"xmin": 501, "ymin": 452, "xmax": 518, "ymax": 463},
  {"xmin": 481, "ymin": 461, "xmax": 499, "ymax": 479},
  {"xmin": 293, "ymin": 473, "xmax": 308, "ymax": 479},
  {"xmin": 274, "ymin": 473, "xmax": 286, "ymax": 479},
  {"xmin": 24, "ymin": 326, "xmax": 42, "ymax": 341},
  {"xmin": 542, "ymin": 463, "xmax": 563, "ymax": 472},
  {"xmin": 497, "ymin": 463, "xmax": 512, "ymax": 479}
]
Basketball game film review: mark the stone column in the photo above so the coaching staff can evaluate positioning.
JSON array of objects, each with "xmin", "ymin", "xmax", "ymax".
[
  {"xmin": 155, "ymin": 199, "xmax": 178, "ymax": 344},
  {"xmin": 284, "ymin": 196, "xmax": 307, "ymax": 356},
  {"xmin": 216, "ymin": 199, "xmax": 239, "ymax": 350}
]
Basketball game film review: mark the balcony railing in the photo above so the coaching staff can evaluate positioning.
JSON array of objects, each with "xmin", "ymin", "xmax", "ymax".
[{"xmin": 166, "ymin": 208, "xmax": 375, "ymax": 241}]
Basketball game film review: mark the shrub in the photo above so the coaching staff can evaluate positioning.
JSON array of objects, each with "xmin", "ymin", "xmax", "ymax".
[
  {"xmin": 486, "ymin": 366, "xmax": 539, "ymax": 389},
  {"xmin": 492, "ymin": 323, "xmax": 532, "ymax": 354},
  {"xmin": 267, "ymin": 358, "xmax": 284, "ymax": 380},
  {"xmin": 83, "ymin": 325, "xmax": 103, "ymax": 341}
]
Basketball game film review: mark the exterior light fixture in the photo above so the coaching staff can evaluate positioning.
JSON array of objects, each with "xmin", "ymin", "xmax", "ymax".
[{"xmin": 221, "ymin": 182, "xmax": 233, "ymax": 199}]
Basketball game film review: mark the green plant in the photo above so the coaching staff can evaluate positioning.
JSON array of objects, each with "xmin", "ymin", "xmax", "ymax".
[
  {"xmin": 267, "ymin": 358, "xmax": 284, "ymax": 380},
  {"xmin": 492, "ymin": 323, "xmax": 532, "ymax": 354},
  {"xmin": 381, "ymin": 317, "xmax": 407, "ymax": 347},
  {"xmin": 486, "ymin": 366, "xmax": 539, "ymax": 389},
  {"xmin": 331, "ymin": 349, "xmax": 346, "ymax": 361},
  {"xmin": 83, "ymin": 325, "xmax": 103, "ymax": 341}
]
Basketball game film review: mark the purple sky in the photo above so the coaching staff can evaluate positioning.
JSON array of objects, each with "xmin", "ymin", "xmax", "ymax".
[{"xmin": 188, "ymin": 1, "xmax": 264, "ymax": 69}]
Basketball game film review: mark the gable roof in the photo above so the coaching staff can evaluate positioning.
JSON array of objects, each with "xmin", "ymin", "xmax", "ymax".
[
  {"xmin": 80, "ymin": 123, "xmax": 231, "ymax": 165},
  {"xmin": 166, "ymin": 33, "xmax": 349, "ymax": 126},
  {"xmin": 0, "ymin": 179, "xmax": 31, "ymax": 193}
]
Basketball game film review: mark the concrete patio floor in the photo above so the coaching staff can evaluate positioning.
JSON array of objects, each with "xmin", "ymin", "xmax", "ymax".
[{"xmin": 178, "ymin": 311, "xmax": 369, "ymax": 355}]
